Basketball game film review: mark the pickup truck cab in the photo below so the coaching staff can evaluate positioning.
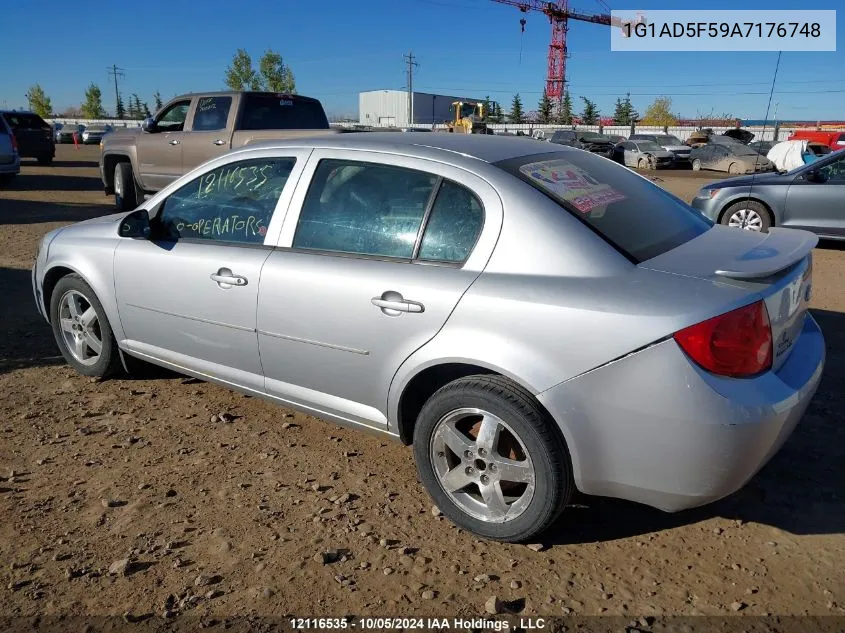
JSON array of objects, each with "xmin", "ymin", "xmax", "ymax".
[
  {"xmin": 788, "ymin": 129, "xmax": 845, "ymax": 151},
  {"xmin": 100, "ymin": 91, "xmax": 336, "ymax": 210}
]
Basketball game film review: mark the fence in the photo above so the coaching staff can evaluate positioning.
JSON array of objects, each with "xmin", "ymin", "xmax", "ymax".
[
  {"xmin": 47, "ymin": 118, "xmax": 143, "ymax": 128},
  {"xmin": 337, "ymin": 121, "xmax": 796, "ymax": 142}
]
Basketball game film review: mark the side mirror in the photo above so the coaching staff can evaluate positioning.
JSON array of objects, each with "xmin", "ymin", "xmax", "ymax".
[
  {"xmin": 118, "ymin": 209, "xmax": 151, "ymax": 239},
  {"xmin": 805, "ymin": 169, "xmax": 827, "ymax": 183},
  {"xmin": 141, "ymin": 117, "xmax": 156, "ymax": 133}
]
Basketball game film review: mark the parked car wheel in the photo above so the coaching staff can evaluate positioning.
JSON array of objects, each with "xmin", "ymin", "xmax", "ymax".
[
  {"xmin": 637, "ymin": 158, "xmax": 648, "ymax": 170},
  {"xmin": 720, "ymin": 200, "xmax": 771, "ymax": 233},
  {"xmin": 37, "ymin": 155, "xmax": 53, "ymax": 165},
  {"xmin": 50, "ymin": 274, "xmax": 122, "ymax": 378},
  {"xmin": 0, "ymin": 174, "xmax": 14, "ymax": 187},
  {"xmin": 728, "ymin": 162, "xmax": 742, "ymax": 175},
  {"xmin": 113, "ymin": 162, "xmax": 138, "ymax": 211},
  {"xmin": 413, "ymin": 374, "xmax": 573, "ymax": 542},
  {"xmin": 692, "ymin": 159, "xmax": 702, "ymax": 171}
]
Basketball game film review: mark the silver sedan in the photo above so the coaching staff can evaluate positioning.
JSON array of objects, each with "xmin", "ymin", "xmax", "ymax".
[{"xmin": 32, "ymin": 133, "xmax": 825, "ymax": 542}]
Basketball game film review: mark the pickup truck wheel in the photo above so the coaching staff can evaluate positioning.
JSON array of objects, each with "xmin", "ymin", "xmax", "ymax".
[
  {"xmin": 113, "ymin": 162, "xmax": 138, "ymax": 211},
  {"xmin": 413, "ymin": 374, "xmax": 573, "ymax": 543}
]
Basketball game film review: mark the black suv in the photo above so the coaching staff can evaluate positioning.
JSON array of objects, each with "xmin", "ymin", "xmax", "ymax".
[
  {"xmin": 0, "ymin": 111, "xmax": 55, "ymax": 164},
  {"xmin": 549, "ymin": 129, "xmax": 614, "ymax": 157}
]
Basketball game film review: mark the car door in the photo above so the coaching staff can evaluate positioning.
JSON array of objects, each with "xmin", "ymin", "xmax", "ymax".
[
  {"xmin": 784, "ymin": 151, "xmax": 845, "ymax": 237},
  {"xmin": 256, "ymin": 150, "xmax": 502, "ymax": 431},
  {"xmin": 182, "ymin": 95, "xmax": 237, "ymax": 173},
  {"xmin": 623, "ymin": 142, "xmax": 638, "ymax": 167},
  {"xmin": 113, "ymin": 150, "xmax": 311, "ymax": 391},
  {"xmin": 135, "ymin": 98, "xmax": 192, "ymax": 191}
]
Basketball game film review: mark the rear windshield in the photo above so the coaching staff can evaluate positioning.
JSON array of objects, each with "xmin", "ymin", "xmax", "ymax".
[
  {"xmin": 837, "ymin": 133, "xmax": 845, "ymax": 143},
  {"xmin": 238, "ymin": 94, "xmax": 329, "ymax": 131},
  {"xmin": 495, "ymin": 151, "xmax": 712, "ymax": 263},
  {"xmin": 655, "ymin": 135, "xmax": 682, "ymax": 145},
  {"xmin": 579, "ymin": 131, "xmax": 608, "ymax": 141},
  {"xmin": 2, "ymin": 112, "xmax": 49, "ymax": 130}
]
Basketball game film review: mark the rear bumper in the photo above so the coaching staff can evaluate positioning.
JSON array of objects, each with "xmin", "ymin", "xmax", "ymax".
[
  {"xmin": 0, "ymin": 157, "xmax": 19, "ymax": 175},
  {"xmin": 538, "ymin": 313, "xmax": 824, "ymax": 512}
]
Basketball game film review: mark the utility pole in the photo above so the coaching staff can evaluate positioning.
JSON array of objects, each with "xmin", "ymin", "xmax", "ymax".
[
  {"xmin": 403, "ymin": 51, "xmax": 418, "ymax": 127},
  {"xmin": 107, "ymin": 64, "xmax": 125, "ymax": 119}
]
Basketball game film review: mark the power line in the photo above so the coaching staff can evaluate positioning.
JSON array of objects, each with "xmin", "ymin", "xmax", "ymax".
[{"xmin": 107, "ymin": 64, "xmax": 125, "ymax": 117}]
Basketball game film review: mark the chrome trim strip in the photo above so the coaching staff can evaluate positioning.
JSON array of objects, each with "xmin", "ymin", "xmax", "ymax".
[
  {"xmin": 257, "ymin": 329, "xmax": 369, "ymax": 356},
  {"xmin": 125, "ymin": 303, "xmax": 254, "ymax": 333}
]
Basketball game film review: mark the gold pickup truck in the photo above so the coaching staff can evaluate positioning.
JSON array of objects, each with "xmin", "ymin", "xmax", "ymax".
[{"xmin": 100, "ymin": 91, "xmax": 339, "ymax": 210}]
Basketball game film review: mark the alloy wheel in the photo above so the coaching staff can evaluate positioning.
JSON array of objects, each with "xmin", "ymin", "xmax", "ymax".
[
  {"xmin": 430, "ymin": 408, "xmax": 536, "ymax": 523},
  {"xmin": 727, "ymin": 208, "xmax": 764, "ymax": 231},
  {"xmin": 58, "ymin": 290, "xmax": 103, "ymax": 366}
]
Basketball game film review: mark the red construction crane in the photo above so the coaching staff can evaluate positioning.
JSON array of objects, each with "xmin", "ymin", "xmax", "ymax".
[{"xmin": 492, "ymin": 0, "xmax": 625, "ymax": 104}]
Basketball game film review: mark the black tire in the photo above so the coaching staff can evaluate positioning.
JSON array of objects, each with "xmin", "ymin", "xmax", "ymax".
[
  {"xmin": 413, "ymin": 374, "xmax": 573, "ymax": 542},
  {"xmin": 0, "ymin": 174, "xmax": 14, "ymax": 187},
  {"xmin": 37, "ymin": 155, "xmax": 54, "ymax": 165},
  {"xmin": 720, "ymin": 200, "xmax": 772, "ymax": 233},
  {"xmin": 113, "ymin": 162, "xmax": 138, "ymax": 211},
  {"xmin": 49, "ymin": 274, "xmax": 122, "ymax": 378}
]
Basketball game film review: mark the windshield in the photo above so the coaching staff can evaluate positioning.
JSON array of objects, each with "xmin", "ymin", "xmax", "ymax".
[
  {"xmin": 636, "ymin": 141, "xmax": 664, "ymax": 152},
  {"xmin": 655, "ymin": 135, "xmax": 682, "ymax": 145},
  {"xmin": 495, "ymin": 151, "xmax": 712, "ymax": 263}
]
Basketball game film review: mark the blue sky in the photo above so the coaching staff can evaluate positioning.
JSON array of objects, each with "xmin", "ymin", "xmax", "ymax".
[{"xmin": 2, "ymin": 0, "xmax": 842, "ymax": 120}]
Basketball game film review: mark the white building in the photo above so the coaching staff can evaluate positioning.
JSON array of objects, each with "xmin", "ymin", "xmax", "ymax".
[{"xmin": 359, "ymin": 90, "xmax": 485, "ymax": 127}]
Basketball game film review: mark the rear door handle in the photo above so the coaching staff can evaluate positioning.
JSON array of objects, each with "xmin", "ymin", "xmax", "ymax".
[
  {"xmin": 169, "ymin": 139, "xmax": 181, "ymax": 146},
  {"xmin": 371, "ymin": 291, "xmax": 424, "ymax": 316},
  {"xmin": 210, "ymin": 267, "xmax": 248, "ymax": 289},
  {"xmin": 213, "ymin": 139, "xmax": 226, "ymax": 146}
]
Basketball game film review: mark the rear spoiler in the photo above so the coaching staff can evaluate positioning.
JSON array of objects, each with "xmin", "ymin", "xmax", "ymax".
[{"xmin": 714, "ymin": 228, "xmax": 818, "ymax": 280}]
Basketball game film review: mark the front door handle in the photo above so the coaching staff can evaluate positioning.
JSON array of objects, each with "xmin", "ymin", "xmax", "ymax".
[
  {"xmin": 371, "ymin": 291, "xmax": 424, "ymax": 316},
  {"xmin": 169, "ymin": 139, "xmax": 181, "ymax": 146},
  {"xmin": 213, "ymin": 139, "xmax": 226, "ymax": 146},
  {"xmin": 210, "ymin": 267, "xmax": 248, "ymax": 289}
]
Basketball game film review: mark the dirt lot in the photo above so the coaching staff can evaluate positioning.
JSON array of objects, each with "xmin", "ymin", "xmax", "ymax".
[{"xmin": 0, "ymin": 146, "xmax": 843, "ymax": 622}]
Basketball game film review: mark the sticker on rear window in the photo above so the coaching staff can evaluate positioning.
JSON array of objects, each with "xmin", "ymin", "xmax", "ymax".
[{"xmin": 519, "ymin": 159, "xmax": 626, "ymax": 214}]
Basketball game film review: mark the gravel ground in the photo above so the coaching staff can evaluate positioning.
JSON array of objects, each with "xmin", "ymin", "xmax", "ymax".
[{"xmin": 0, "ymin": 146, "xmax": 842, "ymax": 621}]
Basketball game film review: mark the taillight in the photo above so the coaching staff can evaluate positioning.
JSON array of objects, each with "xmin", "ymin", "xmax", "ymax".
[
  {"xmin": 674, "ymin": 301, "xmax": 772, "ymax": 378},
  {"xmin": 10, "ymin": 133, "xmax": 18, "ymax": 154}
]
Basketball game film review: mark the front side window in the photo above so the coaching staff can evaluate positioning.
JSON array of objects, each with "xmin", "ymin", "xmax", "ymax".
[
  {"xmin": 818, "ymin": 152, "xmax": 845, "ymax": 182},
  {"xmin": 156, "ymin": 157, "xmax": 296, "ymax": 244},
  {"xmin": 496, "ymin": 150, "xmax": 712, "ymax": 263},
  {"xmin": 156, "ymin": 101, "xmax": 191, "ymax": 132},
  {"xmin": 293, "ymin": 159, "xmax": 438, "ymax": 258},
  {"xmin": 192, "ymin": 96, "xmax": 232, "ymax": 131}
]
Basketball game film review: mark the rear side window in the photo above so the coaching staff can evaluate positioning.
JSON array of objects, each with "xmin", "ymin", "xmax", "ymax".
[
  {"xmin": 496, "ymin": 151, "xmax": 712, "ymax": 263},
  {"xmin": 3, "ymin": 113, "xmax": 49, "ymax": 130},
  {"xmin": 418, "ymin": 181, "xmax": 484, "ymax": 262},
  {"xmin": 239, "ymin": 94, "xmax": 329, "ymax": 131},
  {"xmin": 192, "ymin": 96, "xmax": 232, "ymax": 131}
]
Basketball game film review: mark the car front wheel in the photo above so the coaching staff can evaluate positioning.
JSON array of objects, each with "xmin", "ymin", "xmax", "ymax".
[
  {"xmin": 721, "ymin": 200, "xmax": 771, "ymax": 233},
  {"xmin": 413, "ymin": 375, "xmax": 573, "ymax": 542},
  {"xmin": 692, "ymin": 158, "xmax": 702, "ymax": 171},
  {"xmin": 50, "ymin": 274, "xmax": 122, "ymax": 378}
]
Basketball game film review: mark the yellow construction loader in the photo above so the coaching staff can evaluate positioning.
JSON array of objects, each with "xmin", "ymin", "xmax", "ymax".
[{"xmin": 446, "ymin": 101, "xmax": 489, "ymax": 134}]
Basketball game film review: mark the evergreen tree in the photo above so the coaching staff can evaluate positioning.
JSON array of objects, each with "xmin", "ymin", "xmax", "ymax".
[
  {"xmin": 81, "ymin": 83, "xmax": 106, "ymax": 119},
  {"xmin": 537, "ymin": 89, "xmax": 553, "ymax": 124},
  {"xmin": 26, "ymin": 84, "xmax": 53, "ymax": 118},
  {"xmin": 509, "ymin": 93, "xmax": 524, "ymax": 124},
  {"xmin": 153, "ymin": 91, "xmax": 163, "ymax": 111},
  {"xmin": 580, "ymin": 96, "xmax": 599, "ymax": 125},
  {"xmin": 482, "ymin": 95, "xmax": 492, "ymax": 120},
  {"xmin": 557, "ymin": 90, "xmax": 573, "ymax": 125},
  {"xmin": 115, "ymin": 93, "xmax": 125, "ymax": 119}
]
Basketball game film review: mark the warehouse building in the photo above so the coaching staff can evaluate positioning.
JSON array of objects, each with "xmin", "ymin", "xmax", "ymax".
[{"xmin": 359, "ymin": 89, "xmax": 485, "ymax": 127}]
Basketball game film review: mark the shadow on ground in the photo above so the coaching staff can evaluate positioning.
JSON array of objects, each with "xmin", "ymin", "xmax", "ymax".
[
  {"xmin": 0, "ymin": 198, "xmax": 110, "ymax": 226},
  {"xmin": 546, "ymin": 307, "xmax": 845, "ymax": 544},
  {"xmin": 3, "ymin": 171, "xmax": 102, "ymax": 193}
]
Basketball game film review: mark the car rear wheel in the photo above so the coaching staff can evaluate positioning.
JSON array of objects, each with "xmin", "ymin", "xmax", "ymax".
[
  {"xmin": 413, "ymin": 375, "xmax": 573, "ymax": 542},
  {"xmin": 692, "ymin": 158, "xmax": 702, "ymax": 171},
  {"xmin": 728, "ymin": 162, "xmax": 742, "ymax": 175},
  {"xmin": 37, "ymin": 155, "xmax": 53, "ymax": 165},
  {"xmin": 0, "ymin": 174, "xmax": 14, "ymax": 187},
  {"xmin": 113, "ymin": 162, "xmax": 138, "ymax": 211},
  {"xmin": 721, "ymin": 200, "xmax": 771, "ymax": 233},
  {"xmin": 50, "ymin": 274, "xmax": 122, "ymax": 378}
]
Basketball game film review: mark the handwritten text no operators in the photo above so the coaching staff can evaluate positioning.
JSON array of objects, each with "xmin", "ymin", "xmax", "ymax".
[{"xmin": 176, "ymin": 213, "xmax": 267, "ymax": 240}]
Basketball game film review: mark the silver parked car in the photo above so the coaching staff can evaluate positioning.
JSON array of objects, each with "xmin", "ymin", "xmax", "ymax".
[
  {"xmin": 81, "ymin": 124, "xmax": 112, "ymax": 144},
  {"xmin": 33, "ymin": 134, "xmax": 824, "ymax": 542},
  {"xmin": 612, "ymin": 139, "xmax": 675, "ymax": 169},
  {"xmin": 691, "ymin": 147, "xmax": 845, "ymax": 237},
  {"xmin": 629, "ymin": 133, "xmax": 691, "ymax": 163}
]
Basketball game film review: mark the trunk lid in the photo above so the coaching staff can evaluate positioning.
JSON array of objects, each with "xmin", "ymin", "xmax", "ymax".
[{"xmin": 642, "ymin": 226, "xmax": 816, "ymax": 370}]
